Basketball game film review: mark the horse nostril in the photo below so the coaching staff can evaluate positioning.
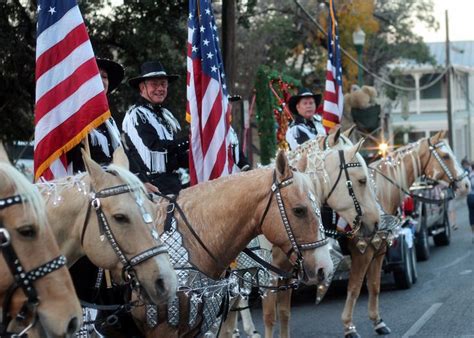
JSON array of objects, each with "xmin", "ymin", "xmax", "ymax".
[
  {"xmin": 66, "ymin": 316, "xmax": 80, "ymax": 336},
  {"xmin": 317, "ymin": 268, "xmax": 325, "ymax": 283},
  {"xmin": 155, "ymin": 277, "xmax": 166, "ymax": 296}
]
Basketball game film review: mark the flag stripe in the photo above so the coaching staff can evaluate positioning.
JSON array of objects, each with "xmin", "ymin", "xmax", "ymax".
[
  {"xmin": 36, "ymin": 24, "xmax": 89, "ymax": 80},
  {"xmin": 36, "ymin": 5, "xmax": 83, "ymax": 59},
  {"xmin": 35, "ymin": 58, "xmax": 98, "ymax": 122},
  {"xmin": 36, "ymin": 41, "xmax": 94, "ymax": 102},
  {"xmin": 35, "ymin": 73, "xmax": 105, "ymax": 146}
]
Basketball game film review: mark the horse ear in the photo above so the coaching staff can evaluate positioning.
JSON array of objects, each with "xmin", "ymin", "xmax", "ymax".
[
  {"xmin": 112, "ymin": 146, "xmax": 129, "ymax": 170},
  {"xmin": 342, "ymin": 125, "xmax": 357, "ymax": 138},
  {"xmin": 81, "ymin": 148, "xmax": 107, "ymax": 188},
  {"xmin": 328, "ymin": 125, "xmax": 341, "ymax": 146},
  {"xmin": 275, "ymin": 151, "xmax": 292, "ymax": 181},
  {"xmin": 348, "ymin": 139, "xmax": 365, "ymax": 160},
  {"xmin": 0, "ymin": 142, "xmax": 10, "ymax": 163},
  {"xmin": 431, "ymin": 130, "xmax": 446, "ymax": 143},
  {"xmin": 295, "ymin": 153, "xmax": 308, "ymax": 172}
]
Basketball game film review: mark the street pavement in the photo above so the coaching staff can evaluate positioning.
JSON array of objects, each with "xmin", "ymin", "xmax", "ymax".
[{"xmin": 238, "ymin": 200, "xmax": 474, "ymax": 337}]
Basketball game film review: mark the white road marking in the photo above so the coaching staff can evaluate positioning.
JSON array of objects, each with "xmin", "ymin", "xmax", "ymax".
[
  {"xmin": 459, "ymin": 269, "xmax": 472, "ymax": 275},
  {"xmin": 434, "ymin": 251, "xmax": 470, "ymax": 271},
  {"xmin": 402, "ymin": 303, "xmax": 443, "ymax": 338}
]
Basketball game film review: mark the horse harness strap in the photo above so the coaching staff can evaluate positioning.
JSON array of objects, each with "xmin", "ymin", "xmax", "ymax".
[
  {"xmin": 325, "ymin": 150, "xmax": 363, "ymax": 233},
  {"xmin": 370, "ymin": 167, "xmax": 446, "ymax": 205},
  {"xmin": 158, "ymin": 193, "xmax": 227, "ymax": 271},
  {"xmin": 0, "ymin": 195, "xmax": 67, "ymax": 338},
  {"xmin": 80, "ymin": 184, "xmax": 168, "ymax": 284},
  {"xmin": 425, "ymin": 139, "xmax": 468, "ymax": 187}
]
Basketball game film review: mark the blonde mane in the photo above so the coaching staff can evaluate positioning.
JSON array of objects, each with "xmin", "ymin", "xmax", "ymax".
[{"xmin": 0, "ymin": 163, "xmax": 47, "ymax": 228}]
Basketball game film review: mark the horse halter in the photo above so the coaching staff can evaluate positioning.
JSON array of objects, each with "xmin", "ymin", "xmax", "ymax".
[
  {"xmin": 258, "ymin": 171, "xmax": 329, "ymax": 280},
  {"xmin": 0, "ymin": 195, "xmax": 67, "ymax": 337},
  {"xmin": 424, "ymin": 139, "xmax": 468, "ymax": 190},
  {"xmin": 81, "ymin": 184, "xmax": 169, "ymax": 289},
  {"xmin": 325, "ymin": 150, "xmax": 364, "ymax": 236}
]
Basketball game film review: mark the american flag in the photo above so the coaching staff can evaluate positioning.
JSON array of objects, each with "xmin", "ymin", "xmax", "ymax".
[
  {"xmin": 34, "ymin": 0, "xmax": 110, "ymax": 181},
  {"xmin": 187, "ymin": 0, "xmax": 234, "ymax": 185},
  {"xmin": 322, "ymin": 0, "xmax": 344, "ymax": 131}
]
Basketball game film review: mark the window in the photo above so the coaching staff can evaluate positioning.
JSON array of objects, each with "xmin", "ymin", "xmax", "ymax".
[{"xmin": 420, "ymin": 73, "xmax": 442, "ymax": 99}]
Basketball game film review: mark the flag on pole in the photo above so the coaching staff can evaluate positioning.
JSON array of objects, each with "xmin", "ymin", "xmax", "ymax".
[
  {"xmin": 187, "ymin": 0, "xmax": 234, "ymax": 185},
  {"xmin": 322, "ymin": 0, "xmax": 344, "ymax": 131},
  {"xmin": 34, "ymin": 0, "xmax": 110, "ymax": 181}
]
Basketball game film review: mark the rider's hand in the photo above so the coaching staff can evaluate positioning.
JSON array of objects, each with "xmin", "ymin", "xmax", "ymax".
[{"xmin": 144, "ymin": 182, "xmax": 160, "ymax": 194}]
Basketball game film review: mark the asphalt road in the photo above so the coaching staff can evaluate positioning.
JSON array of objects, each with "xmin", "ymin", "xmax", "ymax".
[{"xmin": 238, "ymin": 200, "xmax": 474, "ymax": 338}]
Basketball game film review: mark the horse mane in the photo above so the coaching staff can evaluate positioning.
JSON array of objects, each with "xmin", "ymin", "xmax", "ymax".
[
  {"xmin": 370, "ymin": 140, "xmax": 422, "ymax": 206},
  {"xmin": 106, "ymin": 164, "xmax": 146, "ymax": 192},
  {"xmin": 0, "ymin": 163, "xmax": 47, "ymax": 228}
]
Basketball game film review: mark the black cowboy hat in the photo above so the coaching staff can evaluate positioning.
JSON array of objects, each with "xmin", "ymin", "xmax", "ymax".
[
  {"xmin": 288, "ymin": 88, "xmax": 322, "ymax": 116},
  {"xmin": 96, "ymin": 58, "xmax": 124, "ymax": 94},
  {"xmin": 128, "ymin": 61, "xmax": 179, "ymax": 89}
]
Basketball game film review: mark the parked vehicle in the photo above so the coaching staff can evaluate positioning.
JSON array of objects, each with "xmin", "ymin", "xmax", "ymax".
[{"xmin": 410, "ymin": 181, "xmax": 452, "ymax": 261}]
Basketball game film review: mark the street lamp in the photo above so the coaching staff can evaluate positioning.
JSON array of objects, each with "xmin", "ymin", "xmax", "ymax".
[{"xmin": 352, "ymin": 27, "xmax": 366, "ymax": 86}]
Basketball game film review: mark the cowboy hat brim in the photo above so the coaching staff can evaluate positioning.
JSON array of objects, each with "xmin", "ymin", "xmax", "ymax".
[
  {"xmin": 128, "ymin": 73, "xmax": 179, "ymax": 89},
  {"xmin": 288, "ymin": 93, "xmax": 322, "ymax": 116},
  {"xmin": 96, "ymin": 59, "xmax": 124, "ymax": 94}
]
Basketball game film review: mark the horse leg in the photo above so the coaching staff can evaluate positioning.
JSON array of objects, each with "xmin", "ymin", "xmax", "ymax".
[
  {"xmin": 261, "ymin": 291, "xmax": 277, "ymax": 338},
  {"xmin": 219, "ymin": 296, "xmax": 240, "ymax": 338},
  {"xmin": 366, "ymin": 246, "xmax": 391, "ymax": 335},
  {"xmin": 238, "ymin": 297, "xmax": 261, "ymax": 338},
  {"xmin": 277, "ymin": 289, "xmax": 292, "ymax": 338},
  {"xmin": 341, "ymin": 244, "xmax": 373, "ymax": 338}
]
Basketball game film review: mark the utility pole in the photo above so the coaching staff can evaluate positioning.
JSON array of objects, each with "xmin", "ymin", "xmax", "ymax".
[{"xmin": 445, "ymin": 10, "xmax": 454, "ymax": 148}]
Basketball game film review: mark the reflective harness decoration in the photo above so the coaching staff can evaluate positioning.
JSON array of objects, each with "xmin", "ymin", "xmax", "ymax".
[
  {"xmin": 81, "ymin": 183, "xmax": 168, "ymax": 291},
  {"xmin": 0, "ymin": 195, "xmax": 67, "ymax": 338},
  {"xmin": 324, "ymin": 150, "xmax": 364, "ymax": 237}
]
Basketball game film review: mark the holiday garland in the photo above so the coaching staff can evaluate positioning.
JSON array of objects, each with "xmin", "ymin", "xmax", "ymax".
[{"xmin": 254, "ymin": 65, "xmax": 300, "ymax": 164}]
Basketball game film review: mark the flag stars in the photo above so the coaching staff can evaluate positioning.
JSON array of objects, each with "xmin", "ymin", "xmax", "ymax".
[
  {"xmin": 37, "ymin": 4, "xmax": 41, "ymax": 12},
  {"xmin": 48, "ymin": 6, "xmax": 56, "ymax": 15},
  {"xmin": 189, "ymin": 13, "xmax": 193, "ymax": 19},
  {"xmin": 203, "ymin": 39, "xmax": 210, "ymax": 46},
  {"xmin": 192, "ymin": 45, "xmax": 198, "ymax": 53},
  {"xmin": 200, "ymin": 25, "xmax": 205, "ymax": 32},
  {"xmin": 211, "ymin": 65, "xmax": 217, "ymax": 72},
  {"xmin": 205, "ymin": 9, "xmax": 211, "ymax": 15},
  {"xmin": 207, "ymin": 52, "xmax": 214, "ymax": 59}
]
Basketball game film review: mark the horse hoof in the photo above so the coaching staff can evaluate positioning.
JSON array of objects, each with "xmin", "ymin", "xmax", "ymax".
[
  {"xmin": 344, "ymin": 333, "xmax": 361, "ymax": 338},
  {"xmin": 374, "ymin": 319, "xmax": 391, "ymax": 335},
  {"xmin": 375, "ymin": 326, "xmax": 391, "ymax": 335},
  {"xmin": 250, "ymin": 330, "xmax": 261, "ymax": 338}
]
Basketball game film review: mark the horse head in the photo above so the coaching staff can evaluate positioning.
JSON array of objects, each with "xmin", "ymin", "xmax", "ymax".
[
  {"xmin": 80, "ymin": 148, "xmax": 177, "ymax": 305},
  {"xmin": 0, "ymin": 163, "xmax": 82, "ymax": 337},
  {"xmin": 260, "ymin": 151, "xmax": 333, "ymax": 285},
  {"xmin": 419, "ymin": 131, "xmax": 470, "ymax": 196},
  {"xmin": 320, "ymin": 140, "xmax": 380, "ymax": 235}
]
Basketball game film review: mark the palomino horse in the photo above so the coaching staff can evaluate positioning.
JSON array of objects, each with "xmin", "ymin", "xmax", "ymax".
[
  {"xmin": 37, "ymin": 149, "xmax": 177, "ymax": 310},
  {"xmin": 319, "ymin": 130, "xmax": 469, "ymax": 338},
  {"xmin": 248, "ymin": 135, "xmax": 380, "ymax": 338},
  {"xmin": 0, "ymin": 154, "xmax": 82, "ymax": 336},
  {"xmin": 131, "ymin": 151, "xmax": 334, "ymax": 337}
]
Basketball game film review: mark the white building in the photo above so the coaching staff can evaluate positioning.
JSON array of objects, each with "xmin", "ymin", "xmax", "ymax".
[{"xmin": 387, "ymin": 41, "xmax": 474, "ymax": 160}]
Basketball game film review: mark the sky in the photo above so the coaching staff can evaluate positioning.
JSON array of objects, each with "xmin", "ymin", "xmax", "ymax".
[{"xmin": 414, "ymin": 0, "xmax": 474, "ymax": 42}]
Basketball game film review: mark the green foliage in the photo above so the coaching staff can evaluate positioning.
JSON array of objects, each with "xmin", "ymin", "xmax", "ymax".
[{"xmin": 254, "ymin": 65, "xmax": 300, "ymax": 164}]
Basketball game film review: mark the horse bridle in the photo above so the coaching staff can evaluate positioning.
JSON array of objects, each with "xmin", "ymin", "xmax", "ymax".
[
  {"xmin": 81, "ymin": 184, "xmax": 169, "ymax": 290},
  {"xmin": 257, "ymin": 171, "xmax": 329, "ymax": 280},
  {"xmin": 324, "ymin": 150, "xmax": 364, "ymax": 237},
  {"xmin": 423, "ymin": 139, "xmax": 468, "ymax": 190},
  {"xmin": 0, "ymin": 194, "xmax": 67, "ymax": 338}
]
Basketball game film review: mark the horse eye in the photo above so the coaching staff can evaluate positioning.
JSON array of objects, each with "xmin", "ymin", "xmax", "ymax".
[
  {"xmin": 113, "ymin": 214, "xmax": 130, "ymax": 223},
  {"xmin": 292, "ymin": 206, "xmax": 307, "ymax": 217},
  {"xmin": 442, "ymin": 154, "xmax": 450, "ymax": 160},
  {"xmin": 17, "ymin": 225, "xmax": 37, "ymax": 238},
  {"xmin": 359, "ymin": 178, "xmax": 367, "ymax": 185}
]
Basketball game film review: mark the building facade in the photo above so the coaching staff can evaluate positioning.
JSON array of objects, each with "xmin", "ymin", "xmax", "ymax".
[{"xmin": 387, "ymin": 41, "xmax": 474, "ymax": 160}]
